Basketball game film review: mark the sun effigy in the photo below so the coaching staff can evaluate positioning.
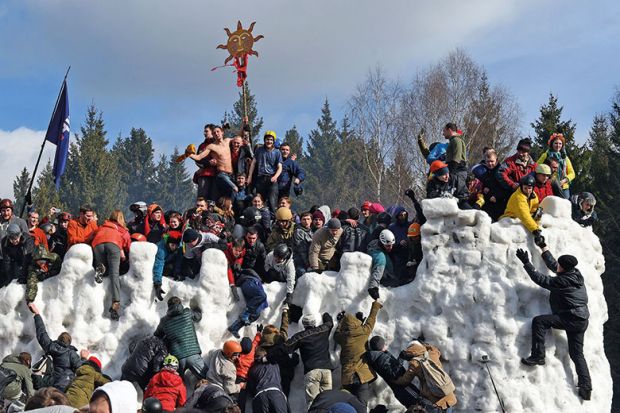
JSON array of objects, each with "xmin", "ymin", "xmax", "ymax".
[{"xmin": 217, "ymin": 21, "xmax": 264, "ymax": 65}]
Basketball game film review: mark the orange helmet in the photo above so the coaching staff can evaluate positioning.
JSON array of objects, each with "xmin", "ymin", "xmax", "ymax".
[
  {"xmin": 407, "ymin": 223, "xmax": 421, "ymax": 238},
  {"xmin": 429, "ymin": 160, "xmax": 449, "ymax": 174},
  {"xmin": 223, "ymin": 340, "xmax": 242, "ymax": 358},
  {"xmin": 130, "ymin": 233, "xmax": 147, "ymax": 242}
]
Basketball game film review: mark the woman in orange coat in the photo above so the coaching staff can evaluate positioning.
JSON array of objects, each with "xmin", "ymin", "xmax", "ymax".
[{"xmin": 91, "ymin": 210, "xmax": 131, "ymax": 321}]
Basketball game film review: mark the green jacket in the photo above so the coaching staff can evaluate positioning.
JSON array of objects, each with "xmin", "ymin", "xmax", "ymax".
[
  {"xmin": 1, "ymin": 354, "xmax": 34, "ymax": 400},
  {"xmin": 445, "ymin": 134, "xmax": 467, "ymax": 168},
  {"xmin": 65, "ymin": 361, "xmax": 110, "ymax": 408},
  {"xmin": 155, "ymin": 304, "xmax": 202, "ymax": 359},
  {"xmin": 334, "ymin": 301, "xmax": 382, "ymax": 385}
]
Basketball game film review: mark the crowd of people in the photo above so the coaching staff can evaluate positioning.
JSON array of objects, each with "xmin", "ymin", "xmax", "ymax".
[{"xmin": 0, "ymin": 122, "xmax": 600, "ymax": 412}]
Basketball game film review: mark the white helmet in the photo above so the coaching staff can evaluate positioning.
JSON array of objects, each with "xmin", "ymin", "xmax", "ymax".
[{"xmin": 379, "ymin": 229, "xmax": 395, "ymax": 246}]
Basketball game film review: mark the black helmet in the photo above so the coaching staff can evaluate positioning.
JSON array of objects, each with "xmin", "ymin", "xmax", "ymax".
[
  {"xmin": 273, "ymin": 243, "xmax": 291, "ymax": 261},
  {"xmin": 520, "ymin": 174, "xmax": 535, "ymax": 187},
  {"xmin": 142, "ymin": 397, "xmax": 163, "ymax": 413}
]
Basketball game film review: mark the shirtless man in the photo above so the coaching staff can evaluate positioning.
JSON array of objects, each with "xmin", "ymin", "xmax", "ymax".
[{"xmin": 190, "ymin": 125, "xmax": 238, "ymax": 197}]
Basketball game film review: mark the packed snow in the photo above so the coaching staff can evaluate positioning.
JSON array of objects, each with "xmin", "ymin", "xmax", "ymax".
[{"xmin": 0, "ymin": 197, "xmax": 612, "ymax": 412}]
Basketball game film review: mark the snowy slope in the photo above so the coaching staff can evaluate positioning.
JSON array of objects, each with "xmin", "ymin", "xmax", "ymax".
[{"xmin": 0, "ymin": 197, "xmax": 611, "ymax": 412}]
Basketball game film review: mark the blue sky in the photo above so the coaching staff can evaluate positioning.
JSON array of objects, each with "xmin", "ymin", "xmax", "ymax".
[{"xmin": 1, "ymin": 0, "xmax": 619, "ymax": 195}]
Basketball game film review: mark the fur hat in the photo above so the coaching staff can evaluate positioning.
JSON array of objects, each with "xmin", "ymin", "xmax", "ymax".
[
  {"xmin": 558, "ymin": 255, "xmax": 578, "ymax": 271},
  {"xmin": 301, "ymin": 313, "xmax": 321, "ymax": 328}
]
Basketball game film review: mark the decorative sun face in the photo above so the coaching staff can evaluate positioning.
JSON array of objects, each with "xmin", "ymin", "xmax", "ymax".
[{"xmin": 217, "ymin": 21, "xmax": 264, "ymax": 64}]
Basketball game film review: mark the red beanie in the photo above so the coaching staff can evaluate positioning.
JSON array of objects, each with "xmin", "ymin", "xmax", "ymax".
[{"xmin": 88, "ymin": 356, "xmax": 102, "ymax": 370}]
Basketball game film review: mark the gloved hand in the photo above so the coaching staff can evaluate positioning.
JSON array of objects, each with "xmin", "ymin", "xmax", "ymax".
[
  {"xmin": 355, "ymin": 311, "xmax": 366, "ymax": 323},
  {"xmin": 256, "ymin": 323, "xmax": 263, "ymax": 333},
  {"xmin": 516, "ymin": 248, "xmax": 530, "ymax": 265},
  {"xmin": 417, "ymin": 128, "xmax": 426, "ymax": 141},
  {"xmin": 336, "ymin": 310, "xmax": 346, "ymax": 322},
  {"xmin": 404, "ymin": 188, "xmax": 416, "ymax": 200},
  {"xmin": 368, "ymin": 287, "xmax": 380, "ymax": 300},
  {"xmin": 399, "ymin": 350, "xmax": 414, "ymax": 361},
  {"xmin": 322, "ymin": 312, "xmax": 332, "ymax": 323},
  {"xmin": 154, "ymin": 283, "xmax": 166, "ymax": 302},
  {"xmin": 532, "ymin": 229, "xmax": 545, "ymax": 248},
  {"xmin": 230, "ymin": 285, "xmax": 240, "ymax": 302},
  {"xmin": 284, "ymin": 292, "xmax": 293, "ymax": 305}
]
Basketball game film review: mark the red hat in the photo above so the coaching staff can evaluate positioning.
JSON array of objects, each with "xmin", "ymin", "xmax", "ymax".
[
  {"xmin": 368, "ymin": 203, "xmax": 385, "ymax": 214},
  {"xmin": 547, "ymin": 133, "xmax": 565, "ymax": 147},
  {"xmin": 130, "ymin": 233, "xmax": 147, "ymax": 242},
  {"xmin": 361, "ymin": 201, "xmax": 372, "ymax": 211},
  {"xmin": 312, "ymin": 210, "xmax": 325, "ymax": 221},
  {"xmin": 88, "ymin": 356, "xmax": 102, "ymax": 370}
]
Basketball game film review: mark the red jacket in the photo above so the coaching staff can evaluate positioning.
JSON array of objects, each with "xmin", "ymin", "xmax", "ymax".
[
  {"xmin": 67, "ymin": 219, "xmax": 98, "ymax": 247},
  {"xmin": 534, "ymin": 180, "xmax": 554, "ymax": 202},
  {"xmin": 91, "ymin": 220, "xmax": 131, "ymax": 253},
  {"xmin": 30, "ymin": 227, "xmax": 49, "ymax": 251},
  {"xmin": 224, "ymin": 242, "xmax": 245, "ymax": 285},
  {"xmin": 236, "ymin": 332, "xmax": 261, "ymax": 380},
  {"xmin": 144, "ymin": 368, "xmax": 186, "ymax": 411},
  {"xmin": 498, "ymin": 154, "xmax": 537, "ymax": 191}
]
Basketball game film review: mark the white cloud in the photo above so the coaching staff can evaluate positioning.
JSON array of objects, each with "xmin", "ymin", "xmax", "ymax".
[{"xmin": 0, "ymin": 128, "xmax": 55, "ymax": 198}]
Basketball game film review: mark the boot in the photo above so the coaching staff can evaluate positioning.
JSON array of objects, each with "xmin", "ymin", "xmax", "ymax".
[
  {"xmin": 578, "ymin": 387, "xmax": 591, "ymax": 400},
  {"xmin": 94, "ymin": 263, "xmax": 106, "ymax": 284},
  {"xmin": 109, "ymin": 301, "xmax": 120, "ymax": 321},
  {"xmin": 521, "ymin": 355, "xmax": 545, "ymax": 366}
]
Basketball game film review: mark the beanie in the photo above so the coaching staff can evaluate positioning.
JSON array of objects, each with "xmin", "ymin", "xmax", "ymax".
[
  {"xmin": 301, "ymin": 313, "xmax": 320, "ymax": 328},
  {"xmin": 369, "ymin": 336, "xmax": 386, "ymax": 352},
  {"xmin": 312, "ymin": 210, "xmax": 325, "ymax": 222},
  {"xmin": 327, "ymin": 402, "xmax": 357, "ymax": 413},
  {"xmin": 182, "ymin": 229, "xmax": 200, "ymax": 244},
  {"xmin": 558, "ymin": 255, "xmax": 578, "ymax": 271},
  {"xmin": 327, "ymin": 218, "xmax": 341, "ymax": 230},
  {"xmin": 240, "ymin": 337, "xmax": 253, "ymax": 354},
  {"xmin": 361, "ymin": 201, "xmax": 372, "ymax": 211},
  {"xmin": 88, "ymin": 356, "xmax": 102, "ymax": 370}
]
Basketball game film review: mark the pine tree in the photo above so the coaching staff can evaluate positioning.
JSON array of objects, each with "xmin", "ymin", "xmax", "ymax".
[
  {"xmin": 384, "ymin": 149, "xmax": 416, "ymax": 206},
  {"xmin": 530, "ymin": 93, "xmax": 577, "ymax": 156},
  {"xmin": 224, "ymin": 82, "xmax": 264, "ymax": 142},
  {"xmin": 60, "ymin": 105, "xmax": 126, "ymax": 217},
  {"xmin": 338, "ymin": 116, "xmax": 376, "ymax": 206},
  {"xmin": 284, "ymin": 126, "xmax": 304, "ymax": 158},
  {"xmin": 112, "ymin": 128, "xmax": 157, "ymax": 203},
  {"xmin": 12, "ymin": 167, "xmax": 31, "ymax": 214},
  {"xmin": 32, "ymin": 160, "xmax": 64, "ymax": 215},
  {"xmin": 155, "ymin": 148, "xmax": 195, "ymax": 212}
]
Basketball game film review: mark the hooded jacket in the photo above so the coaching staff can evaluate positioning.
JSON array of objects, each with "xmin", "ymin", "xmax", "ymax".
[
  {"xmin": 523, "ymin": 250, "xmax": 589, "ymax": 319},
  {"xmin": 266, "ymin": 221, "xmax": 296, "ymax": 251},
  {"xmin": 66, "ymin": 219, "xmax": 98, "ymax": 248},
  {"xmin": 120, "ymin": 335, "xmax": 168, "ymax": 389},
  {"xmin": 65, "ymin": 360, "xmax": 110, "ymax": 408},
  {"xmin": 501, "ymin": 187, "xmax": 540, "ymax": 233},
  {"xmin": 34, "ymin": 314, "xmax": 81, "ymax": 391},
  {"xmin": 387, "ymin": 206, "xmax": 409, "ymax": 245},
  {"xmin": 145, "ymin": 204, "xmax": 167, "ymax": 243},
  {"xmin": 1, "ymin": 354, "xmax": 34, "ymax": 400},
  {"xmin": 154, "ymin": 304, "xmax": 202, "ymax": 360},
  {"xmin": 337, "ymin": 220, "xmax": 368, "ymax": 253},
  {"xmin": 333, "ymin": 301, "xmax": 382, "ymax": 385},
  {"xmin": 144, "ymin": 368, "xmax": 187, "ymax": 411},
  {"xmin": 92, "ymin": 380, "xmax": 138, "ymax": 413}
]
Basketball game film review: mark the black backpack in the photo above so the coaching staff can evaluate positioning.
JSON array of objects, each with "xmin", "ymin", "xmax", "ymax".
[{"xmin": 0, "ymin": 366, "xmax": 17, "ymax": 396}]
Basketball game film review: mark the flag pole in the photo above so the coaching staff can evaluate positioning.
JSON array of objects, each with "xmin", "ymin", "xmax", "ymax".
[{"xmin": 20, "ymin": 66, "xmax": 71, "ymax": 218}]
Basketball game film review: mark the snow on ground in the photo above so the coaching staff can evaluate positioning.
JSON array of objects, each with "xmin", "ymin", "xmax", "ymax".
[{"xmin": 0, "ymin": 197, "xmax": 612, "ymax": 412}]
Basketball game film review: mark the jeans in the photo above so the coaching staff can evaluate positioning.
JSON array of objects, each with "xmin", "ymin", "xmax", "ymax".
[
  {"xmin": 197, "ymin": 175, "xmax": 218, "ymax": 202},
  {"xmin": 304, "ymin": 369, "xmax": 332, "ymax": 404},
  {"xmin": 93, "ymin": 243, "xmax": 121, "ymax": 302},
  {"xmin": 216, "ymin": 172, "xmax": 237, "ymax": 198},
  {"xmin": 531, "ymin": 313, "xmax": 591, "ymax": 390},
  {"xmin": 179, "ymin": 353, "xmax": 208, "ymax": 379}
]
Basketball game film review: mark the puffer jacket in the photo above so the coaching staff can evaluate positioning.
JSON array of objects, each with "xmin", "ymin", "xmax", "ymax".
[
  {"xmin": 523, "ymin": 251, "xmax": 589, "ymax": 319},
  {"xmin": 1, "ymin": 354, "xmax": 34, "ymax": 400},
  {"xmin": 236, "ymin": 332, "xmax": 261, "ymax": 380},
  {"xmin": 501, "ymin": 187, "xmax": 540, "ymax": 233},
  {"xmin": 144, "ymin": 368, "xmax": 187, "ymax": 411},
  {"xmin": 65, "ymin": 360, "xmax": 110, "ymax": 408},
  {"xmin": 333, "ymin": 301, "xmax": 382, "ymax": 385},
  {"xmin": 90, "ymin": 220, "xmax": 130, "ymax": 252},
  {"xmin": 337, "ymin": 221, "xmax": 368, "ymax": 253},
  {"xmin": 34, "ymin": 314, "xmax": 81, "ymax": 391},
  {"xmin": 293, "ymin": 226, "xmax": 313, "ymax": 269},
  {"xmin": 120, "ymin": 335, "xmax": 168, "ymax": 389},
  {"xmin": 154, "ymin": 304, "xmax": 202, "ymax": 360},
  {"xmin": 394, "ymin": 342, "xmax": 457, "ymax": 409}
]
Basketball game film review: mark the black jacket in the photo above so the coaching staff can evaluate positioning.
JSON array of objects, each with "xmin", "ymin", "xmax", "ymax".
[
  {"xmin": 193, "ymin": 383, "xmax": 235, "ymax": 410},
  {"xmin": 523, "ymin": 251, "xmax": 589, "ymax": 319},
  {"xmin": 337, "ymin": 222, "xmax": 368, "ymax": 253},
  {"xmin": 34, "ymin": 314, "xmax": 81, "ymax": 391},
  {"xmin": 243, "ymin": 239, "xmax": 267, "ymax": 277},
  {"xmin": 308, "ymin": 389, "xmax": 366, "ymax": 413},
  {"xmin": 366, "ymin": 350, "xmax": 419, "ymax": 408},
  {"xmin": 247, "ymin": 358, "xmax": 283, "ymax": 396},
  {"xmin": 120, "ymin": 335, "xmax": 168, "ymax": 389},
  {"xmin": 154, "ymin": 304, "xmax": 202, "ymax": 359},
  {"xmin": 285, "ymin": 313, "xmax": 334, "ymax": 373}
]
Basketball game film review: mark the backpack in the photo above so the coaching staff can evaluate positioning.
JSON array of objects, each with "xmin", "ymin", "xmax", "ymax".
[
  {"xmin": 0, "ymin": 365, "xmax": 17, "ymax": 396},
  {"xmin": 413, "ymin": 348, "xmax": 455, "ymax": 398}
]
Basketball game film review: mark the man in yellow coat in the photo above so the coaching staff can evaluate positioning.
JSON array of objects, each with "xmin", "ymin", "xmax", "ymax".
[{"xmin": 501, "ymin": 175, "xmax": 546, "ymax": 247}]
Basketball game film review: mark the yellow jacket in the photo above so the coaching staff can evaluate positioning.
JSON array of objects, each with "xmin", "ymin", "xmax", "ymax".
[
  {"xmin": 537, "ymin": 151, "xmax": 575, "ymax": 190},
  {"xmin": 501, "ymin": 188, "xmax": 540, "ymax": 232}
]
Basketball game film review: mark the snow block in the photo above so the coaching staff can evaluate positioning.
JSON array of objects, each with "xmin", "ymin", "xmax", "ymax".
[
  {"xmin": 540, "ymin": 195, "xmax": 572, "ymax": 219},
  {"xmin": 0, "ymin": 198, "xmax": 612, "ymax": 412}
]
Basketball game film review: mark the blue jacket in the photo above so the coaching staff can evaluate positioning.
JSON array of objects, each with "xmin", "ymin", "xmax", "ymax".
[
  {"xmin": 367, "ymin": 239, "xmax": 395, "ymax": 289},
  {"xmin": 426, "ymin": 142, "xmax": 448, "ymax": 164},
  {"xmin": 278, "ymin": 157, "xmax": 306, "ymax": 190},
  {"xmin": 387, "ymin": 206, "xmax": 409, "ymax": 245},
  {"xmin": 152, "ymin": 240, "xmax": 180, "ymax": 284},
  {"xmin": 236, "ymin": 270, "xmax": 268, "ymax": 315}
]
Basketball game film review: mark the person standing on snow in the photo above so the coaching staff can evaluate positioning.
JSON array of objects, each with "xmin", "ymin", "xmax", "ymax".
[
  {"xmin": 277, "ymin": 142, "xmax": 306, "ymax": 200},
  {"xmin": 247, "ymin": 131, "xmax": 283, "ymax": 212},
  {"xmin": 333, "ymin": 299, "xmax": 383, "ymax": 405},
  {"xmin": 516, "ymin": 246, "xmax": 592, "ymax": 400},
  {"xmin": 367, "ymin": 229, "xmax": 397, "ymax": 300},
  {"xmin": 246, "ymin": 346, "xmax": 290, "ymax": 413},
  {"xmin": 443, "ymin": 123, "xmax": 468, "ymax": 200},
  {"xmin": 501, "ymin": 175, "xmax": 546, "ymax": 248}
]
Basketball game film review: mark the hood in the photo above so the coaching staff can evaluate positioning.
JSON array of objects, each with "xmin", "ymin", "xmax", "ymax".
[
  {"xmin": 166, "ymin": 303, "xmax": 185, "ymax": 317},
  {"xmin": 94, "ymin": 380, "xmax": 138, "ymax": 413},
  {"xmin": 337, "ymin": 314, "xmax": 366, "ymax": 337},
  {"xmin": 318, "ymin": 205, "xmax": 331, "ymax": 223},
  {"xmin": 24, "ymin": 407, "xmax": 78, "ymax": 413},
  {"xmin": 151, "ymin": 368, "xmax": 182, "ymax": 387},
  {"xmin": 2, "ymin": 354, "xmax": 21, "ymax": 365}
]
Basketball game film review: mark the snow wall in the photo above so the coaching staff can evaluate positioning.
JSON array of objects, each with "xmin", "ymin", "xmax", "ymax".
[{"xmin": 0, "ymin": 197, "xmax": 612, "ymax": 412}]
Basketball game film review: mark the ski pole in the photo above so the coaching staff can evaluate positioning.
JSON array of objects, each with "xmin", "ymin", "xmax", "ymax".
[{"xmin": 481, "ymin": 355, "xmax": 506, "ymax": 413}]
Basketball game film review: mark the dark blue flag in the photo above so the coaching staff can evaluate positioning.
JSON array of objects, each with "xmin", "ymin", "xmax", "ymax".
[{"xmin": 45, "ymin": 80, "xmax": 70, "ymax": 189}]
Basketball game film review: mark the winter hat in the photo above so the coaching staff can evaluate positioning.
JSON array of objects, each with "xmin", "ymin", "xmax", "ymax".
[
  {"xmin": 558, "ymin": 255, "xmax": 578, "ymax": 271},
  {"xmin": 535, "ymin": 164, "xmax": 552, "ymax": 175},
  {"xmin": 548, "ymin": 133, "xmax": 566, "ymax": 147},
  {"xmin": 327, "ymin": 218, "xmax": 341, "ymax": 230},
  {"xmin": 407, "ymin": 222, "xmax": 421, "ymax": 238},
  {"xmin": 92, "ymin": 380, "xmax": 139, "ymax": 413},
  {"xmin": 301, "ymin": 313, "xmax": 321, "ymax": 328},
  {"xmin": 312, "ymin": 210, "xmax": 325, "ymax": 222},
  {"xmin": 327, "ymin": 402, "xmax": 358, "ymax": 413},
  {"xmin": 240, "ymin": 337, "xmax": 253, "ymax": 354},
  {"xmin": 361, "ymin": 201, "xmax": 372, "ymax": 211},
  {"xmin": 376, "ymin": 212, "xmax": 392, "ymax": 226},
  {"xmin": 369, "ymin": 335, "xmax": 386, "ymax": 351},
  {"xmin": 430, "ymin": 160, "xmax": 449, "ymax": 177},
  {"xmin": 368, "ymin": 203, "xmax": 385, "ymax": 214},
  {"xmin": 183, "ymin": 229, "xmax": 200, "ymax": 243},
  {"xmin": 88, "ymin": 356, "xmax": 102, "ymax": 370}
]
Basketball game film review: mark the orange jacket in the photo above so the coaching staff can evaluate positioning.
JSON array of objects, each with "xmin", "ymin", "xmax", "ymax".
[
  {"xmin": 91, "ymin": 220, "xmax": 131, "ymax": 253},
  {"xmin": 30, "ymin": 227, "xmax": 49, "ymax": 251},
  {"xmin": 235, "ymin": 332, "xmax": 261, "ymax": 380},
  {"xmin": 67, "ymin": 219, "xmax": 99, "ymax": 247}
]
